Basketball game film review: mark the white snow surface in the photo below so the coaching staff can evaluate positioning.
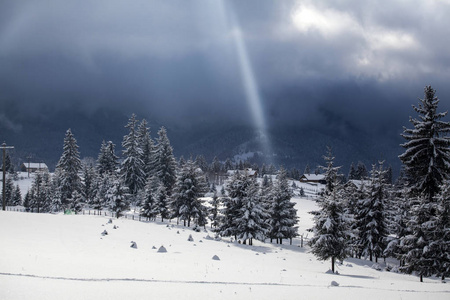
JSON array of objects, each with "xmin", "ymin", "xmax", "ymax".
[{"xmin": 1, "ymin": 197, "xmax": 449, "ymax": 300}]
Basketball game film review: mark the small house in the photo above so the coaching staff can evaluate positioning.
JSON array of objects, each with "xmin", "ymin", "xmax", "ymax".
[
  {"xmin": 20, "ymin": 162, "xmax": 49, "ymax": 173},
  {"xmin": 299, "ymin": 173, "xmax": 326, "ymax": 184},
  {"xmin": 226, "ymin": 168, "xmax": 258, "ymax": 178}
]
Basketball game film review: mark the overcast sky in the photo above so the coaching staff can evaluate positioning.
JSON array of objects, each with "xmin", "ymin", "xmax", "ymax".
[{"xmin": 1, "ymin": 0, "xmax": 450, "ymax": 137}]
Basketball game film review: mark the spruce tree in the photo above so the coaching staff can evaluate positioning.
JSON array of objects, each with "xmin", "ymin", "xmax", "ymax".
[
  {"xmin": 348, "ymin": 162, "xmax": 357, "ymax": 180},
  {"xmin": 356, "ymin": 161, "xmax": 389, "ymax": 262},
  {"xmin": 399, "ymin": 86, "xmax": 450, "ymax": 281},
  {"xmin": 434, "ymin": 180, "xmax": 450, "ymax": 280},
  {"xmin": 71, "ymin": 190, "xmax": 84, "ymax": 214},
  {"xmin": 121, "ymin": 114, "xmax": 146, "ymax": 203},
  {"xmin": 4, "ymin": 177, "xmax": 14, "ymax": 206},
  {"xmin": 155, "ymin": 181, "xmax": 170, "ymax": 222},
  {"xmin": 171, "ymin": 159, "xmax": 207, "ymax": 227},
  {"xmin": 12, "ymin": 185, "xmax": 22, "ymax": 206},
  {"xmin": 309, "ymin": 186, "xmax": 351, "ymax": 273},
  {"xmin": 97, "ymin": 140, "xmax": 119, "ymax": 176},
  {"xmin": 268, "ymin": 167, "xmax": 298, "ymax": 245},
  {"xmin": 153, "ymin": 127, "xmax": 177, "ymax": 195},
  {"xmin": 236, "ymin": 177, "xmax": 269, "ymax": 245},
  {"xmin": 208, "ymin": 189, "xmax": 221, "ymax": 229},
  {"xmin": 320, "ymin": 146, "xmax": 342, "ymax": 196},
  {"xmin": 56, "ymin": 128, "xmax": 82, "ymax": 209},
  {"xmin": 355, "ymin": 162, "xmax": 368, "ymax": 180},
  {"xmin": 107, "ymin": 176, "xmax": 130, "ymax": 219},
  {"xmin": 81, "ymin": 163, "xmax": 96, "ymax": 206},
  {"xmin": 92, "ymin": 174, "xmax": 111, "ymax": 213},
  {"xmin": 140, "ymin": 176, "xmax": 158, "ymax": 221},
  {"xmin": 137, "ymin": 119, "xmax": 155, "ymax": 179},
  {"xmin": 309, "ymin": 149, "xmax": 350, "ymax": 272},
  {"xmin": 218, "ymin": 171, "xmax": 249, "ymax": 239},
  {"xmin": 399, "ymin": 85, "xmax": 450, "ymax": 200}
]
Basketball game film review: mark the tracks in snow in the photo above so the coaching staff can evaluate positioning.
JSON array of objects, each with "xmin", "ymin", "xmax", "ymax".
[{"xmin": 0, "ymin": 272, "xmax": 448, "ymax": 294}]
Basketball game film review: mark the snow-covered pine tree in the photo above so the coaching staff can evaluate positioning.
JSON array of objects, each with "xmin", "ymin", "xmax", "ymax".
[
  {"xmin": 30, "ymin": 171, "xmax": 52, "ymax": 213},
  {"xmin": 91, "ymin": 174, "xmax": 111, "ymax": 213},
  {"xmin": 97, "ymin": 140, "xmax": 119, "ymax": 176},
  {"xmin": 50, "ymin": 169, "xmax": 63, "ymax": 212},
  {"xmin": 399, "ymin": 85, "xmax": 450, "ymax": 200},
  {"xmin": 433, "ymin": 180, "xmax": 450, "ymax": 281},
  {"xmin": 171, "ymin": 159, "xmax": 207, "ymax": 227},
  {"xmin": 155, "ymin": 180, "xmax": 170, "ymax": 222},
  {"xmin": 356, "ymin": 161, "xmax": 389, "ymax": 262},
  {"xmin": 355, "ymin": 162, "xmax": 369, "ymax": 180},
  {"xmin": 137, "ymin": 119, "xmax": 155, "ymax": 180},
  {"xmin": 236, "ymin": 177, "xmax": 269, "ymax": 245},
  {"xmin": 153, "ymin": 127, "xmax": 177, "ymax": 195},
  {"xmin": 81, "ymin": 163, "xmax": 96, "ymax": 206},
  {"xmin": 348, "ymin": 162, "xmax": 356, "ymax": 180},
  {"xmin": 309, "ymin": 186, "xmax": 351, "ymax": 273},
  {"xmin": 121, "ymin": 114, "xmax": 146, "ymax": 202},
  {"xmin": 260, "ymin": 175, "xmax": 273, "ymax": 222},
  {"xmin": 4, "ymin": 177, "xmax": 14, "ymax": 206},
  {"xmin": 107, "ymin": 175, "xmax": 130, "ymax": 219},
  {"xmin": 268, "ymin": 167, "xmax": 298, "ymax": 245},
  {"xmin": 224, "ymin": 158, "xmax": 234, "ymax": 172},
  {"xmin": 23, "ymin": 191, "xmax": 31, "ymax": 212},
  {"xmin": 71, "ymin": 190, "xmax": 84, "ymax": 214},
  {"xmin": 320, "ymin": 146, "xmax": 342, "ymax": 197},
  {"xmin": 195, "ymin": 155, "xmax": 208, "ymax": 173},
  {"xmin": 218, "ymin": 171, "xmax": 249, "ymax": 239},
  {"xmin": 140, "ymin": 176, "xmax": 158, "ymax": 221},
  {"xmin": 12, "ymin": 185, "xmax": 22, "ymax": 206},
  {"xmin": 208, "ymin": 189, "xmax": 221, "ymax": 229},
  {"xmin": 399, "ymin": 86, "xmax": 450, "ymax": 282},
  {"xmin": 309, "ymin": 148, "xmax": 351, "ymax": 273},
  {"xmin": 384, "ymin": 166, "xmax": 412, "ymax": 261},
  {"xmin": 56, "ymin": 128, "xmax": 82, "ymax": 209},
  {"xmin": 341, "ymin": 180, "xmax": 366, "ymax": 257},
  {"xmin": 400, "ymin": 194, "xmax": 440, "ymax": 282}
]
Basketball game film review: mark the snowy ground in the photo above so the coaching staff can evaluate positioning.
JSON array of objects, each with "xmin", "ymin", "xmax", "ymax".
[{"xmin": 1, "ymin": 197, "xmax": 449, "ymax": 300}]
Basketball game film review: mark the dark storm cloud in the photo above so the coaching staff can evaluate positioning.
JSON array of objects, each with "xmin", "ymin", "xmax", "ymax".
[{"xmin": 1, "ymin": 0, "xmax": 449, "ymax": 131}]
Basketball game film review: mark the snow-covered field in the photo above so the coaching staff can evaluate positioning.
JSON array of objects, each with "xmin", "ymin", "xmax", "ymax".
[{"xmin": 1, "ymin": 197, "xmax": 448, "ymax": 300}]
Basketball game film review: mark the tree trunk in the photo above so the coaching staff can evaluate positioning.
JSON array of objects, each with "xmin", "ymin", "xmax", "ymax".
[
  {"xmin": 331, "ymin": 256, "xmax": 335, "ymax": 273},
  {"xmin": 420, "ymin": 274, "xmax": 423, "ymax": 282}
]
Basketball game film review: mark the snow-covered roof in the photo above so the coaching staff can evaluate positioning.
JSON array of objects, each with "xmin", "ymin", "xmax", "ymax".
[
  {"xmin": 348, "ymin": 179, "xmax": 371, "ymax": 189},
  {"xmin": 300, "ymin": 174, "xmax": 325, "ymax": 181},
  {"xmin": 226, "ymin": 168, "xmax": 257, "ymax": 177},
  {"xmin": 22, "ymin": 163, "xmax": 48, "ymax": 169}
]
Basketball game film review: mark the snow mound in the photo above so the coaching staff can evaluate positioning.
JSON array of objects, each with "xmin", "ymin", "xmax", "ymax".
[
  {"xmin": 188, "ymin": 234, "xmax": 194, "ymax": 242},
  {"xmin": 101, "ymin": 230, "xmax": 108, "ymax": 236},
  {"xmin": 212, "ymin": 255, "xmax": 220, "ymax": 261},
  {"xmin": 130, "ymin": 241, "xmax": 137, "ymax": 249},
  {"xmin": 331, "ymin": 281, "xmax": 339, "ymax": 287},
  {"xmin": 108, "ymin": 218, "xmax": 113, "ymax": 224},
  {"xmin": 204, "ymin": 235, "xmax": 213, "ymax": 240},
  {"xmin": 113, "ymin": 225, "xmax": 118, "ymax": 229},
  {"xmin": 152, "ymin": 246, "xmax": 157, "ymax": 249},
  {"xmin": 372, "ymin": 263, "xmax": 381, "ymax": 271},
  {"xmin": 157, "ymin": 246, "xmax": 167, "ymax": 253}
]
